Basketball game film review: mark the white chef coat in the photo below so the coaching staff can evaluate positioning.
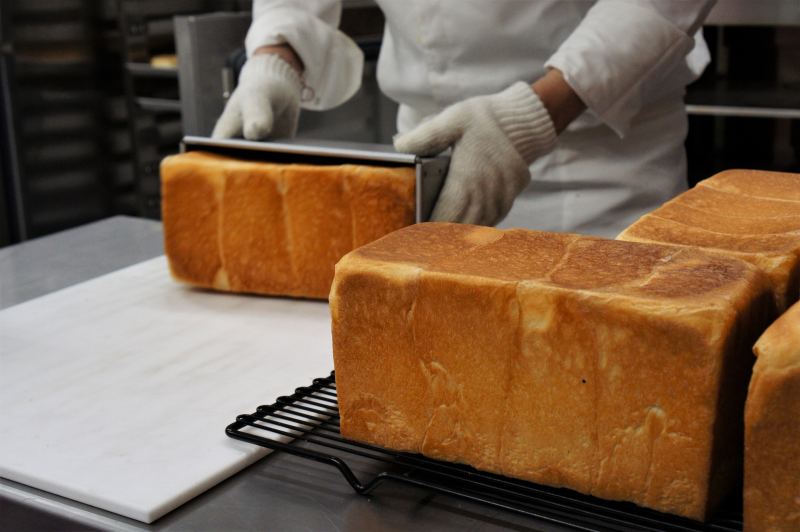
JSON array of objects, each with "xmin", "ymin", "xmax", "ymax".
[{"xmin": 246, "ymin": 0, "xmax": 715, "ymax": 237}]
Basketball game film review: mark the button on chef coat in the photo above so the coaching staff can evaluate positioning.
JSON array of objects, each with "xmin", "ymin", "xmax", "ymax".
[{"xmin": 246, "ymin": 0, "xmax": 715, "ymax": 237}]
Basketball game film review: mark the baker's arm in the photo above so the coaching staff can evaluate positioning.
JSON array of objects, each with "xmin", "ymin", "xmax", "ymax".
[
  {"xmin": 246, "ymin": 0, "xmax": 363, "ymax": 110},
  {"xmin": 395, "ymin": 1, "xmax": 715, "ymax": 226},
  {"xmin": 212, "ymin": 0, "xmax": 364, "ymax": 140},
  {"xmin": 546, "ymin": 0, "xmax": 716, "ymax": 137},
  {"xmin": 251, "ymin": 44, "xmax": 304, "ymax": 74},
  {"xmin": 392, "ymin": 68, "xmax": 585, "ymax": 226},
  {"xmin": 531, "ymin": 69, "xmax": 586, "ymax": 135}
]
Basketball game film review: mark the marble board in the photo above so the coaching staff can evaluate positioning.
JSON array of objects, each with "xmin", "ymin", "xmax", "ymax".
[{"xmin": 0, "ymin": 257, "xmax": 333, "ymax": 523}]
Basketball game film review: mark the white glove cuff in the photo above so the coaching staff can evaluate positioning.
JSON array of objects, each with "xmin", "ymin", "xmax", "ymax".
[
  {"xmin": 493, "ymin": 82, "xmax": 558, "ymax": 164},
  {"xmin": 245, "ymin": 53, "xmax": 304, "ymax": 94}
]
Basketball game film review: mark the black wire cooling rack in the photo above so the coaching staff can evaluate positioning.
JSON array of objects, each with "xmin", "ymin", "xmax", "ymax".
[{"xmin": 226, "ymin": 372, "xmax": 743, "ymax": 532}]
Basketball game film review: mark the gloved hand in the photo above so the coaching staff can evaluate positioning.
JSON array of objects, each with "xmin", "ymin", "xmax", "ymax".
[
  {"xmin": 212, "ymin": 53, "xmax": 303, "ymax": 140},
  {"xmin": 394, "ymin": 82, "xmax": 557, "ymax": 226}
]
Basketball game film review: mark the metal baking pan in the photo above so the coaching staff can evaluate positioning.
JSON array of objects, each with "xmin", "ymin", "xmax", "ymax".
[{"xmin": 180, "ymin": 136, "xmax": 450, "ymax": 223}]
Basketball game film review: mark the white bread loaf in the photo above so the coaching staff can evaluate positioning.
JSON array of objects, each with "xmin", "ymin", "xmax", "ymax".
[
  {"xmin": 160, "ymin": 151, "xmax": 416, "ymax": 299},
  {"xmin": 330, "ymin": 222, "xmax": 775, "ymax": 520},
  {"xmin": 746, "ymin": 301, "xmax": 800, "ymax": 531},
  {"xmin": 618, "ymin": 170, "xmax": 800, "ymax": 311}
]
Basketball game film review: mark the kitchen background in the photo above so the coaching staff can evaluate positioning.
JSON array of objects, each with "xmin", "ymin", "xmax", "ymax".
[{"xmin": 0, "ymin": 0, "xmax": 798, "ymax": 246}]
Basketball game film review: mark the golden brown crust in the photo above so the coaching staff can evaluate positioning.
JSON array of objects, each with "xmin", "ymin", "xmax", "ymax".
[
  {"xmin": 160, "ymin": 151, "xmax": 416, "ymax": 299},
  {"xmin": 331, "ymin": 222, "xmax": 775, "ymax": 520},
  {"xmin": 282, "ymin": 165, "xmax": 354, "ymax": 297},
  {"xmin": 653, "ymin": 202, "xmax": 800, "ymax": 236},
  {"xmin": 745, "ymin": 302, "xmax": 800, "ymax": 532},
  {"xmin": 160, "ymin": 155, "xmax": 223, "ymax": 286},
  {"xmin": 753, "ymin": 302, "xmax": 800, "ymax": 371},
  {"xmin": 221, "ymin": 165, "xmax": 292, "ymax": 294},
  {"xmin": 618, "ymin": 169, "xmax": 800, "ymax": 311},
  {"xmin": 346, "ymin": 165, "xmax": 416, "ymax": 247},
  {"xmin": 699, "ymin": 169, "xmax": 800, "ymax": 202},
  {"xmin": 675, "ymin": 185, "xmax": 800, "ymax": 218},
  {"xmin": 622, "ymin": 215, "xmax": 800, "ymax": 255}
]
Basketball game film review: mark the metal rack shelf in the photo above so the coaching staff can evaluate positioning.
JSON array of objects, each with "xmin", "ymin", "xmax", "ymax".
[
  {"xmin": 686, "ymin": 105, "xmax": 800, "ymax": 120},
  {"xmin": 117, "ymin": 0, "xmax": 249, "ymax": 219},
  {"xmin": 121, "ymin": 0, "xmax": 224, "ymax": 18},
  {"xmin": 135, "ymin": 96, "xmax": 181, "ymax": 112},
  {"xmin": 686, "ymin": 82, "xmax": 800, "ymax": 120},
  {"xmin": 125, "ymin": 61, "xmax": 178, "ymax": 78},
  {"xmin": 0, "ymin": 0, "xmax": 126, "ymax": 241},
  {"xmin": 227, "ymin": 373, "xmax": 743, "ymax": 532}
]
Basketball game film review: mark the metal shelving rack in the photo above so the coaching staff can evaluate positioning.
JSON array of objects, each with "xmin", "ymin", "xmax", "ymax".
[
  {"xmin": 116, "ymin": 0, "xmax": 249, "ymax": 219},
  {"xmin": 0, "ymin": 0, "xmax": 118, "ymax": 240},
  {"xmin": 0, "ymin": 0, "xmax": 22, "ymax": 244},
  {"xmin": 687, "ymin": 6, "xmax": 800, "ymax": 122},
  {"xmin": 686, "ymin": 2, "xmax": 800, "ymax": 183}
]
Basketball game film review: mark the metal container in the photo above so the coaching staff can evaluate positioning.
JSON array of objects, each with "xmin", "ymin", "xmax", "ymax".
[{"xmin": 180, "ymin": 135, "xmax": 449, "ymax": 223}]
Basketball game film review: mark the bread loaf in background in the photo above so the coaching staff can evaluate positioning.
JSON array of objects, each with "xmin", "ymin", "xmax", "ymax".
[
  {"xmin": 746, "ymin": 301, "xmax": 800, "ymax": 532},
  {"xmin": 618, "ymin": 170, "xmax": 800, "ymax": 311},
  {"xmin": 160, "ymin": 151, "xmax": 416, "ymax": 299},
  {"xmin": 330, "ymin": 222, "xmax": 775, "ymax": 520}
]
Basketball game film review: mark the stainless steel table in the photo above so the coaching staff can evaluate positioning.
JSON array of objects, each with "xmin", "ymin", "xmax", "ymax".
[{"xmin": 0, "ymin": 216, "xmax": 559, "ymax": 532}]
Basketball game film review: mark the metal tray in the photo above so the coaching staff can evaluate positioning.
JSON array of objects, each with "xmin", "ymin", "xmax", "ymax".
[
  {"xmin": 226, "ymin": 373, "xmax": 743, "ymax": 532},
  {"xmin": 181, "ymin": 136, "xmax": 449, "ymax": 223}
]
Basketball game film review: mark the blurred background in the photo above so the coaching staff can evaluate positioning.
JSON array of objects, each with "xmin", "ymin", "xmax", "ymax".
[{"xmin": 0, "ymin": 0, "xmax": 798, "ymax": 246}]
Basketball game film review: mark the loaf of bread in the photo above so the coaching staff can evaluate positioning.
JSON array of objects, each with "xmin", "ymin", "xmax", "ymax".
[
  {"xmin": 330, "ymin": 222, "xmax": 775, "ymax": 520},
  {"xmin": 746, "ymin": 301, "xmax": 800, "ymax": 531},
  {"xmin": 160, "ymin": 151, "xmax": 415, "ymax": 299},
  {"xmin": 618, "ymin": 170, "xmax": 800, "ymax": 311},
  {"xmin": 150, "ymin": 54, "xmax": 177, "ymax": 69}
]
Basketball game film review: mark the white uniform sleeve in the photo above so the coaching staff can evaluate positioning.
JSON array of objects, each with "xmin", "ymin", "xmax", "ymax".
[
  {"xmin": 247, "ymin": 0, "xmax": 364, "ymax": 110},
  {"xmin": 545, "ymin": 0, "xmax": 716, "ymax": 137}
]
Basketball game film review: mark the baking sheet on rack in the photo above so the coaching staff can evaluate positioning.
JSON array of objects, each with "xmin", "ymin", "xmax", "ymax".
[{"xmin": 0, "ymin": 257, "xmax": 333, "ymax": 523}]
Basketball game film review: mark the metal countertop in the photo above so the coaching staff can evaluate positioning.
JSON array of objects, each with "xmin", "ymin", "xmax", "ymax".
[{"xmin": 0, "ymin": 216, "xmax": 562, "ymax": 532}]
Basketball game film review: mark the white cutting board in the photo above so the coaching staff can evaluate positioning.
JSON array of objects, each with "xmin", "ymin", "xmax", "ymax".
[{"xmin": 0, "ymin": 257, "xmax": 333, "ymax": 523}]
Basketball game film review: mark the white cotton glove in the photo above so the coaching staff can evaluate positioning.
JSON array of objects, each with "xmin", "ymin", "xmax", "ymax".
[
  {"xmin": 212, "ymin": 53, "xmax": 303, "ymax": 140},
  {"xmin": 394, "ymin": 82, "xmax": 557, "ymax": 226}
]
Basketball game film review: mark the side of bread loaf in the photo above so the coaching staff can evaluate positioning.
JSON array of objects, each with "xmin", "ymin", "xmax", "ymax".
[
  {"xmin": 161, "ymin": 151, "xmax": 415, "ymax": 299},
  {"xmin": 618, "ymin": 170, "xmax": 800, "ymax": 311},
  {"xmin": 331, "ymin": 222, "xmax": 775, "ymax": 520},
  {"xmin": 746, "ymin": 301, "xmax": 800, "ymax": 532}
]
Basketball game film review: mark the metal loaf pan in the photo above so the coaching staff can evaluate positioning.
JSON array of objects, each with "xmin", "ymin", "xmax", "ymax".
[{"xmin": 180, "ymin": 136, "xmax": 450, "ymax": 223}]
